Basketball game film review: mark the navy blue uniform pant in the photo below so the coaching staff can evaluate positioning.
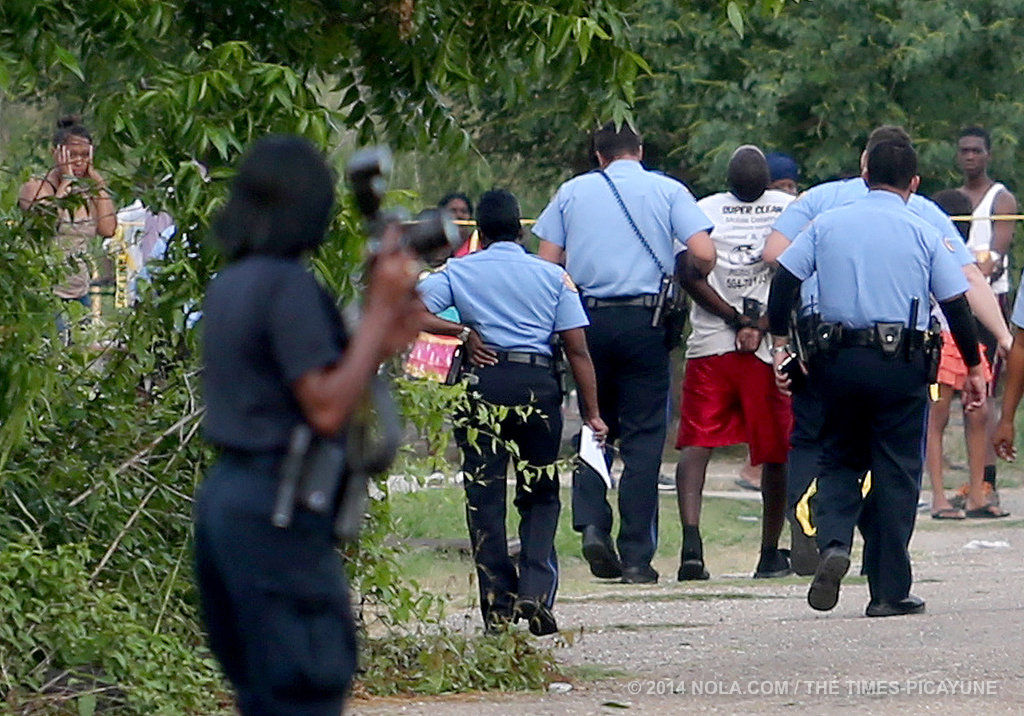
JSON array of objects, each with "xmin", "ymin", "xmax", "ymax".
[
  {"xmin": 194, "ymin": 452, "xmax": 356, "ymax": 716},
  {"xmin": 572, "ymin": 304, "xmax": 669, "ymax": 569},
  {"xmin": 813, "ymin": 347, "xmax": 928, "ymax": 604},
  {"xmin": 455, "ymin": 361, "xmax": 563, "ymax": 622}
]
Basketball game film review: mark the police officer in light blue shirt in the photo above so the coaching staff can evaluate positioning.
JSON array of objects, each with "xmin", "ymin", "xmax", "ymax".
[
  {"xmin": 418, "ymin": 189, "xmax": 607, "ymax": 636},
  {"xmin": 760, "ymin": 125, "xmax": 1012, "ymax": 577},
  {"xmin": 533, "ymin": 121, "xmax": 715, "ymax": 584},
  {"xmin": 767, "ymin": 139, "xmax": 986, "ymax": 618}
]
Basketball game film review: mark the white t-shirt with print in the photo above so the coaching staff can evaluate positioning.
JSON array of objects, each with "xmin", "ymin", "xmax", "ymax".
[{"xmin": 687, "ymin": 189, "xmax": 795, "ymax": 362}]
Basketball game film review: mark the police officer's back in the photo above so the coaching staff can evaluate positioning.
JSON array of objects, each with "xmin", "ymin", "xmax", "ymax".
[
  {"xmin": 533, "ymin": 121, "xmax": 714, "ymax": 584},
  {"xmin": 767, "ymin": 139, "xmax": 986, "ymax": 617},
  {"xmin": 417, "ymin": 189, "xmax": 606, "ymax": 635}
]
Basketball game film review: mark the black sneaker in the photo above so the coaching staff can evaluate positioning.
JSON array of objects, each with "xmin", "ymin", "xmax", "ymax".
[
  {"xmin": 807, "ymin": 546, "xmax": 850, "ymax": 611},
  {"xmin": 582, "ymin": 525, "xmax": 622, "ymax": 579},
  {"xmin": 754, "ymin": 548, "xmax": 793, "ymax": 578},
  {"xmin": 514, "ymin": 598, "xmax": 559, "ymax": 636},
  {"xmin": 677, "ymin": 558, "xmax": 710, "ymax": 581},
  {"xmin": 865, "ymin": 594, "xmax": 926, "ymax": 618},
  {"xmin": 621, "ymin": 564, "xmax": 659, "ymax": 584},
  {"xmin": 484, "ymin": 610, "xmax": 513, "ymax": 634}
]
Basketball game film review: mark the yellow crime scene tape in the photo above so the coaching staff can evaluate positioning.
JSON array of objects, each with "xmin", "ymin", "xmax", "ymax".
[{"xmin": 949, "ymin": 214, "xmax": 1024, "ymax": 221}]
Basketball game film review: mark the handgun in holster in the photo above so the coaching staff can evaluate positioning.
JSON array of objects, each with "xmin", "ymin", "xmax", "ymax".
[{"xmin": 550, "ymin": 335, "xmax": 571, "ymax": 396}]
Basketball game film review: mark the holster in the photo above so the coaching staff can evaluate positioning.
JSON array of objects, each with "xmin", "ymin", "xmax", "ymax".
[{"xmin": 925, "ymin": 317, "xmax": 943, "ymax": 383}]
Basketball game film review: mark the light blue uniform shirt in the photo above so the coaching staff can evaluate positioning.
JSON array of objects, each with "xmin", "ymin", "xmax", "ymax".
[
  {"xmin": 532, "ymin": 159, "xmax": 712, "ymax": 298},
  {"xmin": 1011, "ymin": 270, "xmax": 1024, "ymax": 329},
  {"xmin": 779, "ymin": 191, "xmax": 969, "ymax": 330},
  {"xmin": 772, "ymin": 177, "xmax": 974, "ymax": 312},
  {"xmin": 418, "ymin": 242, "xmax": 589, "ymax": 356}
]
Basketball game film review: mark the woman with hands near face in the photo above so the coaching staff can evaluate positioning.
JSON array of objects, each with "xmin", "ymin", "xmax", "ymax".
[{"xmin": 18, "ymin": 115, "xmax": 117, "ymax": 311}]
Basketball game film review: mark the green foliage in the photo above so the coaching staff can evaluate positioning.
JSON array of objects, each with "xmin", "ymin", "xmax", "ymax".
[
  {"xmin": 0, "ymin": 539, "xmax": 222, "ymax": 714},
  {"xmin": 359, "ymin": 628, "xmax": 556, "ymax": 696},
  {"xmin": 0, "ymin": 1, "xmax": 673, "ymax": 711}
]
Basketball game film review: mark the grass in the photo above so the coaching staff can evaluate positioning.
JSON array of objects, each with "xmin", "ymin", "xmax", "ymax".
[{"xmin": 387, "ymin": 483, "xmax": 771, "ymax": 608}]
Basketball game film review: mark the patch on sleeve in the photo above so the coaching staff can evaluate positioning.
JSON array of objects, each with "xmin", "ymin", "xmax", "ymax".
[
  {"xmin": 562, "ymin": 272, "xmax": 579, "ymax": 292},
  {"xmin": 943, "ymin": 237, "xmax": 957, "ymax": 253}
]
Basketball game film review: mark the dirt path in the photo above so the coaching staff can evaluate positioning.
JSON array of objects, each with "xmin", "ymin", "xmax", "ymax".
[{"xmin": 352, "ymin": 487, "xmax": 1024, "ymax": 715}]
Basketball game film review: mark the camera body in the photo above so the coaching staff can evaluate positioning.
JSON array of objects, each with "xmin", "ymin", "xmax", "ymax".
[{"xmin": 346, "ymin": 146, "xmax": 461, "ymax": 259}]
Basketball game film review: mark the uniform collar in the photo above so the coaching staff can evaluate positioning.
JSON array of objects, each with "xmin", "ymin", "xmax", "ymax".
[
  {"xmin": 483, "ymin": 241, "xmax": 527, "ymax": 254},
  {"xmin": 603, "ymin": 158, "xmax": 644, "ymax": 174},
  {"xmin": 865, "ymin": 188, "xmax": 909, "ymax": 206}
]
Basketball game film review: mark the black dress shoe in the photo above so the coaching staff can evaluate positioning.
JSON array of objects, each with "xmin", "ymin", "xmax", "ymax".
[
  {"xmin": 484, "ymin": 610, "xmax": 513, "ymax": 634},
  {"xmin": 807, "ymin": 546, "xmax": 850, "ymax": 611},
  {"xmin": 789, "ymin": 527, "xmax": 819, "ymax": 576},
  {"xmin": 753, "ymin": 548, "xmax": 793, "ymax": 579},
  {"xmin": 621, "ymin": 564, "xmax": 659, "ymax": 584},
  {"xmin": 677, "ymin": 558, "xmax": 710, "ymax": 581},
  {"xmin": 582, "ymin": 525, "xmax": 622, "ymax": 579},
  {"xmin": 513, "ymin": 598, "xmax": 559, "ymax": 636},
  {"xmin": 866, "ymin": 594, "xmax": 926, "ymax": 617}
]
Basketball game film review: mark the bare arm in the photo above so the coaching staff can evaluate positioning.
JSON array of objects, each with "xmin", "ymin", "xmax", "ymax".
[
  {"xmin": 538, "ymin": 239, "xmax": 565, "ymax": 265},
  {"xmin": 990, "ymin": 189, "xmax": 1017, "ymax": 260},
  {"xmin": 994, "ymin": 327, "xmax": 1024, "ymax": 461},
  {"xmin": 963, "ymin": 263, "xmax": 1012, "ymax": 353},
  {"xmin": 86, "ymin": 161, "xmax": 117, "ymax": 238},
  {"xmin": 560, "ymin": 327, "xmax": 607, "ymax": 439},
  {"xmin": 761, "ymin": 229, "xmax": 792, "ymax": 266},
  {"xmin": 684, "ymin": 230, "xmax": 716, "ymax": 273}
]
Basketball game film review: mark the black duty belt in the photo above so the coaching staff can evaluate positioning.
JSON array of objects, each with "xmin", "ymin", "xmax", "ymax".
[
  {"xmin": 494, "ymin": 351, "xmax": 552, "ymax": 368},
  {"xmin": 837, "ymin": 327, "xmax": 927, "ymax": 350},
  {"xmin": 585, "ymin": 294, "xmax": 658, "ymax": 309}
]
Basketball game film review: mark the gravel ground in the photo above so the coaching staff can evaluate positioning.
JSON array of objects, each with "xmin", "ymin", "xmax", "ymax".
[{"xmin": 351, "ymin": 486, "xmax": 1024, "ymax": 715}]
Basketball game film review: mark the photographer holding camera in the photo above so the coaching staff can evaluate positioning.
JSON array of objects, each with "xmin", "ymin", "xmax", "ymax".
[{"xmin": 194, "ymin": 135, "xmax": 421, "ymax": 715}]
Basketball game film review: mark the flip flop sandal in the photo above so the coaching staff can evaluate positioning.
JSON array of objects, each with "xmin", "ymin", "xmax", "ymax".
[
  {"xmin": 964, "ymin": 506, "xmax": 1010, "ymax": 519},
  {"xmin": 734, "ymin": 477, "xmax": 760, "ymax": 491},
  {"xmin": 930, "ymin": 507, "xmax": 966, "ymax": 520}
]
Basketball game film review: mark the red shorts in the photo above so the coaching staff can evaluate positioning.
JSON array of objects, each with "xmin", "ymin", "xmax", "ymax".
[
  {"xmin": 936, "ymin": 331, "xmax": 992, "ymax": 390},
  {"xmin": 676, "ymin": 352, "xmax": 793, "ymax": 465}
]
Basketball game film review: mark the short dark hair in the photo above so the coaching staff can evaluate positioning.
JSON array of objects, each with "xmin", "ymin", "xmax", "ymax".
[
  {"xmin": 593, "ymin": 121, "xmax": 642, "ymax": 160},
  {"xmin": 727, "ymin": 145, "xmax": 770, "ymax": 203},
  {"xmin": 213, "ymin": 135, "xmax": 334, "ymax": 261},
  {"xmin": 53, "ymin": 114, "xmax": 92, "ymax": 146},
  {"xmin": 438, "ymin": 192, "xmax": 473, "ymax": 216},
  {"xmin": 865, "ymin": 125, "xmax": 911, "ymax": 154},
  {"xmin": 866, "ymin": 140, "xmax": 917, "ymax": 190},
  {"xmin": 476, "ymin": 189, "xmax": 521, "ymax": 243},
  {"xmin": 959, "ymin": 125, "xmax": 991, "ymax": 151},
  {"xmin": 931, "ymin": 189, "xmax": 973, "ymax": 242}
]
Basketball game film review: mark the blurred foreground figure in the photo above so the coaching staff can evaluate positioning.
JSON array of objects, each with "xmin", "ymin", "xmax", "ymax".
[{"xmin": 194, "ymin": 135, "xmax": 420, "ymax": 715}]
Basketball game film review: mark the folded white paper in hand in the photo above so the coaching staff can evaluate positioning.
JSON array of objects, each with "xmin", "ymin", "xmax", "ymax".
[{"xmin": 580, "ymin": 426, "xmax": 611, "ymax": 489}]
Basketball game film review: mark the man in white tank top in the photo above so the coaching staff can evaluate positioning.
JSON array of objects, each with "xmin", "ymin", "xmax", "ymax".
[{"xmin": 955, "ymin": 125, "xmax": 1018, "ymax": 513}]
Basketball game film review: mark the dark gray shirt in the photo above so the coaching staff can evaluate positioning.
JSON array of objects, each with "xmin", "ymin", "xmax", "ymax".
[{"xmin": 201, "ymin": 256, "xmax": 346, "ymax": 451}]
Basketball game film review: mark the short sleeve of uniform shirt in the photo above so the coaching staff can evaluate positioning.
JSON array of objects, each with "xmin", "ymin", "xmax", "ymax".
[
  {"xmin": 907, "ymin": 194, "xmax": 976, "ymax": 268},
  {"xmin": 533, "ymin": 185, "xmax": 568, "ymax": 248},
  {"xmin": 268, "ymin": 264, "xmax": 343, "ymax": 384},
  {"xmin": 554, "ymin": 271, "xmax": 588, "ymax": 330},
  {"xmin": 928, "ymin": 226, "xmax": 971, "ymax": 301},
  {"xmin": 418, "ymin": 270, "xmax": 454, "ymax": 315},
  {"xmin": 778, "ymin": 222, "xmax": 818, "ymax": 281},
  {"xmin": 670, "ymin": 182, "xmax": 715, "ymax": 248}
]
